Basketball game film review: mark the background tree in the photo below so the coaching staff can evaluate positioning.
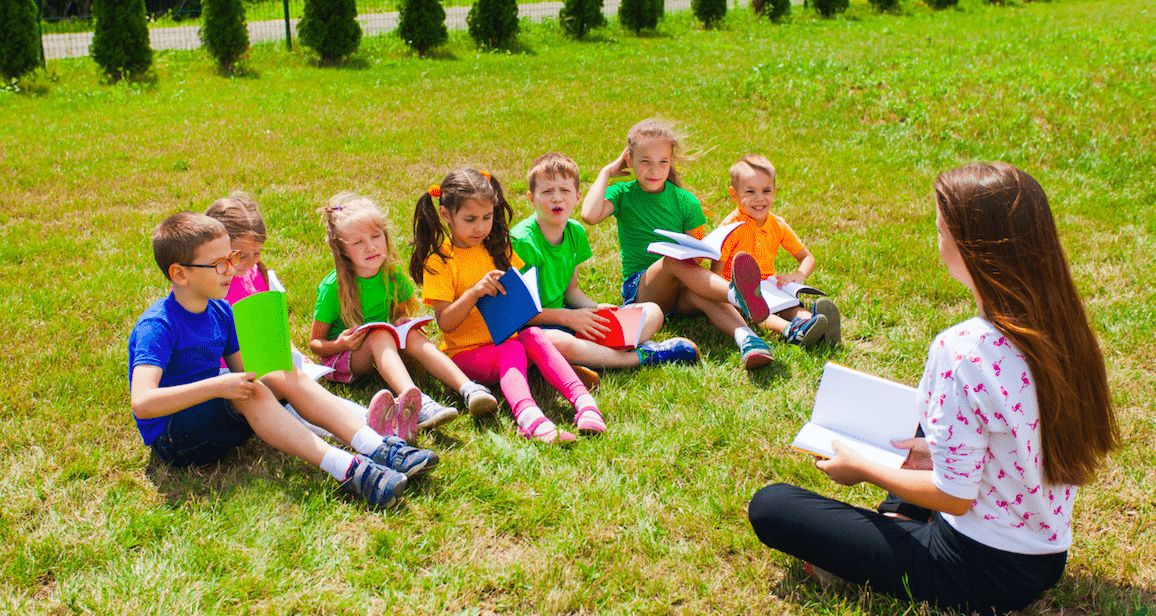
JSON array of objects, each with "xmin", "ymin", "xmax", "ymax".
[
  {"xmin": 560, "ymin": 0, "xmax": 605, "ymax": 39},
  {"xmin": 692, "ymin": 0, "xmax": 724, "ymax": 29},
  {"xmin": 467, "ymin": 0, "xmax": 518, "ymax": 49},
  {"xmin": 925, "ymin": 0, "xmax": 958, "ymax": 8},
  {"xmin": 868, "ymin": 0, "xmax": 900, "ymax": 11},
  {"xmin": 752, "ymin": 0, "xmax": 790, "ymax": 22},
  {"xmin": 618, "ymin": 0, "xmax": 661, "ymax": 34},
  {"xmin": 812, "ymin": 0, "xmax": 848, "ymax": 18},
  {"xmin": 299, "ymin": 0, "xmax": 361, "ymax": 65},
  {"xmin": 91, "ymin": 0, "xmax": 153, "ymax": 82},
  {"xmin": 200, "ymin": 0, "xmax": 249, "ymax": 73},
  {"xmin": 0, "ymin": 0, "xmax": 41, "ymax": 80},
  {"xmin": 398, "ymin": 0, "xmax": 448, "ymax": 55}
]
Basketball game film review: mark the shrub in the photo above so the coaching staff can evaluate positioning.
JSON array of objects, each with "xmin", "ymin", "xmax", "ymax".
[
  {"xmin": 199, "ymin": 0, "xmax": 249, "ymax": 73},
  {"xmin": 299, "ymin": 0, "xmax": 361, "ymax": 64},
  {"xmin": 752, "ymin": 0, "xmax": 789, "ymax": 22},
  {"xmin": 90, "ymin": 0, "xmax": 153, "ymax": 82},
  {"xmin": 560, "ymin": 0, "xmax": 605, "ymax": 39},
  {"xmin": 0, "ymin": 0, "xmax": 41, "ymax": 80},
  {"xmin": 812, "ymin": 0, "xmax": 848, "ymax": 18},
  {"xmin": 467, "ymin": 0, "xmax": 518, "ymax": 48},
  {"xmin": 618, "ymin": 0, "xmax": 661, "ymax": 34},
  {"xmin": 925, "ymin": 0, "xmax": 957, "ymax": 8},
  {"xmin": 398, "ymin": 0, "xmax": 448, "ymax": 54},
  {"xmin": 868, "ymin": 0, "xmax": 900, "ymax": 11},
  {"xmin": 691, "ymin": 0, "xmax": 724, "ymax": 28}
]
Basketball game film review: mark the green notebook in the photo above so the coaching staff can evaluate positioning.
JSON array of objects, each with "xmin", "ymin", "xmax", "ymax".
[{"xmin": 232, "ymin": 290, "xmax": 293, "ymax": 378}]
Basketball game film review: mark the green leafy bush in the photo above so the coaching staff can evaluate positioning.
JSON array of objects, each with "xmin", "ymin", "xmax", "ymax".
[
  {"xmin": 692, "ymin": 0, "xmax": 724, "ymax": 28},
  {"xmin": 0, "ymin": 0, "xmax": 41, "ymax": 80},
  {"xmin": 91, "ymin": 0, "xmax": 153, "ymax": 82},
  {"xmin": 618, "ymin": 0, "xmax": 661, "ymax": 34},
  {"xmin": 752, "ymin": 0, "xmax": 789, "ymax": 22},
  {"xmin": 925, "ymin": 0, "xmax": 958, "ymax": 8},
  {"xmin": 299, "ymin": 0, "xmax": 361, "ymax": 64},
  {"xmin": 467, "ymin": 0, "xmax": 518, "ymax": 49},
  {"xmin": 868, "ymin": 0, "xmax": 900, "ymax": 11},
  {"xmin": 812, "ymin": 0, "xmax": 848, "ymax": 18},
  {"xmin": 200, "ymin": 0, "xmax": 249, "ymax": 73},
  {"xmin": 560, "ymin": 0, "xmax": 605, "ymax": 39},
  {"xmin": 398, "ymin": 0, "xmax": 447, "ymax": 55}
]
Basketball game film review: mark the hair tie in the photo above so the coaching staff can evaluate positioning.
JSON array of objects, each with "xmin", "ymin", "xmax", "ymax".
[
  {"xmin": 328, "ymin": 205, "xmax": 343, "ymax": 212},
  {"xmin": 428, "ymin": 184, "xmax": 442, "ymax": 199},
  {"xmin": 479, "ymin": 170, "xmax": 491, "ymax": 181}
]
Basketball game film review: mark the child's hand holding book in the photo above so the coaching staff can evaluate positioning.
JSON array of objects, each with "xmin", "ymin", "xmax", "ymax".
[
  {"xmin": 564, "ymin": 307, "xmax": 614, "ymax": 340},
  {"xmin": 216, "ymin": 371, "xmax": 257, "ymax": 401}
]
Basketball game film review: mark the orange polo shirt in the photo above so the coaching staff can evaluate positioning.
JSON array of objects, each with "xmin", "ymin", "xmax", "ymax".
[{"xmin": 716, "ymin": 208, "xmax": 805, "ymax": 281}]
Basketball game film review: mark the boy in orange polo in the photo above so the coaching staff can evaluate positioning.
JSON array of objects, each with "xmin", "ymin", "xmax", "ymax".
[{"xmin": 712, "ymin": 155, "xmax": 841, "ymax": 347}]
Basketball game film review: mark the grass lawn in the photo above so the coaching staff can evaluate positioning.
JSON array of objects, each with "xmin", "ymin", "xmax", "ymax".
[{"xmin": 2, "ymin": 0, "xmax": 1153, "ymax": 613}]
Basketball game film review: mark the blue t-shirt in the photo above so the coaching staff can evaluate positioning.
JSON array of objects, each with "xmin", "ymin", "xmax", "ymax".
[{"xmin": 127, "ymin": 293, "xmax": 239, "ymax": 445}]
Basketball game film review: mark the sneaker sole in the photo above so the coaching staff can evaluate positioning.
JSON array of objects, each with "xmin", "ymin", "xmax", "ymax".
[
  {"xmin": 813, "ymin": 298, "xmax": 841, "ymax": 346},
  {"xmin": 467, "ymin": 393, "xmax": 499, "ymax": 417},
  {"xmin": 743, "ymin": 351, "xmax": 774, "ymax": 370},
  {"xmin": 367, "ymin": 390, "xmax": 396, "ymax": 437},
  {"xmin": 404, "ymin": 455, "xmax": 439, "ymax": 478},
  {"xmin": 798, "ymin": 314, "xmax": 828, "ymax": 347},
  {"xmin": 732, "ymin": 252, "xmax": 770, "ymax": 324},
  {"xmin": 417, "ymin": 408, "xmax": 460, "ymax": 431},
  {"xmin": 396, "ymin": 388, "xmax": 422, "ymax": 442}
]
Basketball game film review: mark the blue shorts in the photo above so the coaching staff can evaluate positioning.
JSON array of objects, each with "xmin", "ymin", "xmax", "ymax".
[
  {"xmin": 150, "ymin": 399, "xmax": 253, "ymax": 467},
  {"xmin": 535, "ymin": 323, "xmax": 577, "ymax": 335},
  {"xmin": 621, "ymin": 271, "xmax": 645, "ymax": 306}
]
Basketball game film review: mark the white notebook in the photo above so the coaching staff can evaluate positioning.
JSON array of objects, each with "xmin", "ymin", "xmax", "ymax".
[{"xmin": 791, "ymin": 362, "xmax": 919, "ymax": 468}]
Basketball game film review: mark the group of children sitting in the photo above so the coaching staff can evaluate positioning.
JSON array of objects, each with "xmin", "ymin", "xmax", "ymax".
[{"xmin": 128, "ymin": 118, "xmax": 843, "ymax": 508}]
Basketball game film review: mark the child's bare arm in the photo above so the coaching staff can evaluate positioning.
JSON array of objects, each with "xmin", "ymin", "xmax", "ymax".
[
  {"xmin": 431, "ymin": 270, "xmax": 506, "ymax": 333},
  {"xmin": 562, "ymin": 271, "xmax": 598, "ymax": 309},
  {"xmin": 130, "ymin": 364, "xmax": 256, "ymax": 419},
  {"xmin": 776, "ymin": 248, "xmax": 816, "ymax": 285},
  {"xmin": 581, "ymin": 148, "xmax": 630, "ymax": 225},
  {"xmin": 308, "ymin": 320, "xmax": 368, "ymax": 358}
]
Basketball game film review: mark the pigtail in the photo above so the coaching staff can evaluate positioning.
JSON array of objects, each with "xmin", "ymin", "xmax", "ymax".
[
  {"xmin": 410, "ymin": 192, "xmax": 448, "ymax": 284},
  {"xmin": 483, "ymin": 174, "xmax": 514, "ymax": 271}
]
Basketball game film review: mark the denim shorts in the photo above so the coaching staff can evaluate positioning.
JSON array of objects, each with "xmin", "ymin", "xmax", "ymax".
[
  {"xmin": 151, "ymin": 398, "xmax": 253, "ymax": 467},
  {"xmin": 621, "ymin": 271, "xmax": 645, "ymax": 306}
]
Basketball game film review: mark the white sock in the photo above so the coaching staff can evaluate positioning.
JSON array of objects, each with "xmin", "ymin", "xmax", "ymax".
[
  {"xmin": 574, "ymin": 393, "xmax": 598, "ymax": 411},
  {"xmin": 734, "ymin": 326, "xmax": 757, "ymax": 346},
  {"xmin": 727, "ymin": 287, "xmax": 739, "ymax": 307},
  {"xmin": 321, "ymin": 447, "xmax": 356, "ymax": 481},
  {"xmin": 351, "ymin": 426, "xmax": 384, "ymax": 455},
  {"xmin": 515, "ymin": 406, "xmax": 549, "ymax": 431},
  {"xmin": 458, "ymin": 381, "xmax": 479, "ymax": 397}
]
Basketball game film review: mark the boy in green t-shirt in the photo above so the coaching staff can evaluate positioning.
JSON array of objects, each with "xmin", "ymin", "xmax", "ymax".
[{"xmin": 512, "ymin": 153, "xmax": 699, "ymax": 374}]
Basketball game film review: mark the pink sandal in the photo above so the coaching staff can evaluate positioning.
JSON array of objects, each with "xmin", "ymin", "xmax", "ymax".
[
  {"xmin": 518, "ymin": 415, "xmax": 576, "ymax": 445},
  {"xmin": 395, "ymin": 387, "xmax": 421, "ymax": 442},
  {"xmin": 574, "ymin": 407, "xmax": 606, "ymax": 435},
  {"xmin": 367, "ymin": 389, "xmax": 396, "ymax": 436}
]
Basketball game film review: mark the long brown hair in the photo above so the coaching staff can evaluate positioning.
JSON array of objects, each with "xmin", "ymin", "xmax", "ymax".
[
  {"xmin": 319, "ymin": 192, "xmax": 415, "ymax": 326},
  {"xmin": 409, "ymin": 168, "xmax": 514, "ymax": 284},
  {"xmin": 627, "ymin": 118, "xmax": 684, "ymax": 188},
  {"xmin": 935, "ymin": 162, "xmax": 1116, "ymax": 485},
  {"xmin": 205, "ymin": 191, "xmax": 268, "ymax": 281}
]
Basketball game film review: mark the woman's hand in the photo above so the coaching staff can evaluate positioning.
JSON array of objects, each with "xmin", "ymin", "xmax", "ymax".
[
  {"xmin": 470, "ymin": 270, "xmax": 507, "ymax": 299},
  {"xmin": 893, "ymin": 437, "xmax": 933, "ymax": 471},
  {"xmin": 815, "ymin": 441, "xmax": 871, "ymax": 486},
  {"xmin": 603, "ymin": 147, "xmax": 631, "ymax": 178},
  {"xmin": 335, "ymin": 327, "xmax": 369, "ymax": 352},
  {"xmin": 565, "ymin": 308, "xmax": 613, "ymax": 340}
]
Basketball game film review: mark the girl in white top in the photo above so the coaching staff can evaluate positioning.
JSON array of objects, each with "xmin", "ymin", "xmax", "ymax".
[{"xmin": 748, "ymin": 163, "xmax": 1117, "ymax": 613}]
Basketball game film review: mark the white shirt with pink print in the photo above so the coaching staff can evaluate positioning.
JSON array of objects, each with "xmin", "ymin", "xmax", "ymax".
[{"xmin": 919, "ymin": 317, "xmax": 1074, "ymax": 555}]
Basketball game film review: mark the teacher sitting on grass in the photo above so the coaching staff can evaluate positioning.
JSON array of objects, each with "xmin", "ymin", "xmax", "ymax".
[{"xmin": 748, "ymin": 163, "xmax": 1117, "ymax": 614}]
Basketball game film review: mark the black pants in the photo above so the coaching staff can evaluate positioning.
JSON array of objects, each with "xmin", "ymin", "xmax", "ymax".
[{"xmin": 748, "ymin": 483, "xmax": 1067, "ymax": 614}]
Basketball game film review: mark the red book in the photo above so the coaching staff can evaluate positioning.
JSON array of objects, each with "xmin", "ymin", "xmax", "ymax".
[{"xmin": 576, "ymin": 305, "xmax": 647, "ymax": 350}]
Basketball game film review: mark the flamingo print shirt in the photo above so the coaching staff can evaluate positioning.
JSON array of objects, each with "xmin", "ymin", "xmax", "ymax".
[{"xmin": 919, "ymin": 318, "xmax": 1074, "ymax": 555}]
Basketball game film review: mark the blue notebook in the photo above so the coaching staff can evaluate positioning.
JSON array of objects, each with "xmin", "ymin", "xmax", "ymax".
[{"xmin": 475, "ymin": 267, "xmax": 542, "ymax": 344}]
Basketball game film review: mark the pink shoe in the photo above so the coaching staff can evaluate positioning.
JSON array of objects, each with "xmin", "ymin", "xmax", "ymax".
[
  {"xmin": 574, "ymin": 407, "xmax": 606, "ymax": 435},
  {"xmin": 367, "ymin": 389, "xmax": 396, "ymax": 436},
  {"xmin": 395, "ymin": 387, "xmax": 421, "ymax": 442},
  {"xmin": 518, "ymin": 415, "xmax": 576, "ymax": 445}
]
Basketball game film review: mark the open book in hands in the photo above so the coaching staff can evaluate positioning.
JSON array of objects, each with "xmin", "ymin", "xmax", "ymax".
[
  {"xmin": 760, "ymin": 276, "xmax": 826, "ymax": 314},
  {"xmin": 351, "ymin": 316, "xmax": 434, "ymax": 350},
  {"xmin": 646, "ymin": 222, "xmax": 743, "ymax": 261},
  {"xmin": 475, "ymin": 267, "xmax": 543, "ymax": 345},
  {"xmin": 792, "ymin": 362, "xmax": 919, "ymax": 468},
  {"xmin": 575, "ymin": 305, "xmax": 648, "ymax": 350}
]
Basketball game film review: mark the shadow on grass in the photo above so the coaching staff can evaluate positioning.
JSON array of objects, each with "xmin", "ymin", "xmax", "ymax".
[{"xmin": 144, "ymin": 442, "xmax": 319, "ymax": 507}]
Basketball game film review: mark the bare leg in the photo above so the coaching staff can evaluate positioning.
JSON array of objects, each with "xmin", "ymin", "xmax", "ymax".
[
  {"xmin": 349, "ymin": 330, "xmax": 418, "ymax": 393},
  {"xmin": 636, "ymin": 302, "xmax": 665, "ymax": 341},
  {"xmin": 401, "ymin": 331, "xmax": 470, "ymax": 391},
  {"xmin": 636, "ymin": 257, "xmax": 731, "ymax": 308},
  {"xmin": 231, "ymin": 382, "xmax": 332, "ymax": 467},
  {"xmin": 675, "ymin": 288, "xmax": 748, "ymax": 335},
  {"xmin": 261, "ymin": 370, "xmax": 366, "ymax": 445},
  {"xmin": 541, "ymin": 328, "xmax": 641, "ymax": 369}
]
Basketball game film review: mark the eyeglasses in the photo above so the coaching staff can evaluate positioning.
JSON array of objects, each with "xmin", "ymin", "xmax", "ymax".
[{"xmin": 179, "ymin": 250, "xmax": 242, "ymax": 275}]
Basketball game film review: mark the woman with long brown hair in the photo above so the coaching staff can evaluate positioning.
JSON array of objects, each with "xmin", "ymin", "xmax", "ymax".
[{"xmin": 748, "ymin": 163, "xmax": 1117, "ymax": 613}]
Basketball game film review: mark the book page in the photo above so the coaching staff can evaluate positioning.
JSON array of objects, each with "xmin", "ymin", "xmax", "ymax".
[
  {"xmin": 647, "ymin": 241, "xmax": 718, "ymax": 261},
  {"xmin": 759, "ymin": 279, "xmax": 802, "ymax": 314},
  {"xmin": 809, "ymin": 363, "xmax": 919, "ymax": 454},
  {"xmin": 792, "ymin": 423, "xmax": 908, "ymax": 468},
  {"xmin": 520, "ymin": 267, "xmax": 542, "ymax": 311},
  {"xmin": 391, "ymin": 316, "xmax": 434, "ymax": 350}
]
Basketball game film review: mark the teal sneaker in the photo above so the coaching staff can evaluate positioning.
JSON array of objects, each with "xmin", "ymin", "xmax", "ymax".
[
  {"xmin": 343, "ymin": 454, "xmax": 407, "ymax": 509},
  {"xmin": 740, "ymin": 335, "xmax": 774, "ymax": 370},
  {"xmin": 729, "ymin": 252, "xmax": 770, "ymax": 323},
  {"xmin": 812, "ymin": 298, "xmax": 841, "ymax": 346},
  {"xmin": 637, "ymin": 337, "xmax": 700, "ymax": 366},
  {"xmin": 370, "ymin": 436, "xmax": 439, "ymax": 478},
  {"xmin": 784, "ymin": 314, "xmax": 828, "ymax": 347}
]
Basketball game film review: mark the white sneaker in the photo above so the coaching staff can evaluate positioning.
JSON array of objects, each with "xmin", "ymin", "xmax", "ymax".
[
  {"xmin": 461, "ymin": 382, "xmax": 498, "ymax": 417},
  {"xmin": 417, "ymin": 394, "xmax": 459, "ymax": 430}
]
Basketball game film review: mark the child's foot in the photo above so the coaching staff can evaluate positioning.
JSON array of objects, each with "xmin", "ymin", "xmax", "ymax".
[
  {"xmin": 395, "ymin": 387, "xmax": 422, "ymax": 442},
  {"xmin": 574, "ymin": 406, "xmax": 606, "ymax": 435},
  {"xmin": 366, "ymin": 389, "xmax": 396, "ymax": 437},
  {"xmin": 637, "ymin": 337, "xmax": 700, "ymax": 366},
  {"xmin": 342, "ymin": 454, "xmax": 407, "ymax": 509},
  {"xmin": 812, "ymin": 298, "xmax": 841, "ymax": 346},
  {"xmin": 740, "ymin": 335, "xmax": 774, "ymax": 370},
  {"xmin": 370, "ymin": 435, "xmax": 439, "ymax": 477},
  {"xmin": 729, "ymin": 252, "xmax": 770, "ymax": 324},
  {"xmin": 784, "ymin": 314, "xmax": 828, "ymax": 347},
  {"xmin": 570, "ymin": 364, "xmax": 601, "ymax": 391},
  {"xmin": 461, "ymin": 382, "xmax": 499, "ymax": 417},
  {"xmin": 418, "ymin": 393, "xmax": 459, "ymax": 430},
  {"xmin": 516, "ymin": 410, "xmax": 577, "ymax": 445}
]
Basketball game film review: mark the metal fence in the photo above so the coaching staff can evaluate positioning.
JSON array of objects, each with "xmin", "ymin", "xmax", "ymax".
[{"xmin": 39, "ymin": 0, "xmax": 708, "ymax": 60}]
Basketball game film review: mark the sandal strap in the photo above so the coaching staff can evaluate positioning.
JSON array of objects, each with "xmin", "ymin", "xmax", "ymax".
[{"xmin": 519, "ymin": 416, "xmax": 553, "ymax": 439}]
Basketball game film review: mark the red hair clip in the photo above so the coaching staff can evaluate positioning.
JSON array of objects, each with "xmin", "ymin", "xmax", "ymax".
[{"xmin": 428, "ymin": 184, "xmax": 442, "ymax": 198}]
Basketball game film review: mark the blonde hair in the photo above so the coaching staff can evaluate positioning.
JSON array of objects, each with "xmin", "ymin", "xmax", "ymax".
[
  {"xmin": 729, "ymin": 155, "xmax": 777, "ymax": 188},
  {"xmin": 527, "ymin": 152, "xmax": 580, "ymax": 193},
  {"xmin": 205, "ymin": 191, "xmax": 268, "ymax": 280},
  {"xmin": 319, "ymin": 192, "xmax": 417, "ymax": 327},
  {"xmin": 627, "ymin": 118, "xmax": 684, "ymax": 188}
]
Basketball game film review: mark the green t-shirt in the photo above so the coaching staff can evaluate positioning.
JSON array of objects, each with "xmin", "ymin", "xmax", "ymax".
[
  {"xmin": 313, "ymin": 265, "xmax": 415, "ymax": 339},
  {"xmin": 607, "ymin": 180, "xmax": 707, "ymax": 280},
  {"xmin": 511, "ymin": 216, "xmax": 593, "ymax": 310}
]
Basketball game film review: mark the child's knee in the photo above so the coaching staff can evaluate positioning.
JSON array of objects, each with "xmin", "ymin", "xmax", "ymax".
[
  {"xmin": 641, "ymin": 302, "xmax": 665, "ymax": 327},
  {"xmin": 367, "ymin": 329, "xmax": 400, "ymax": 350}
]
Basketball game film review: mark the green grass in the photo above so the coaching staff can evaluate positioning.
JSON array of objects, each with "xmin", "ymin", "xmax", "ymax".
[{"xmin": 3, "ymin": 1, "xmax": 1154, "ymax": 613}]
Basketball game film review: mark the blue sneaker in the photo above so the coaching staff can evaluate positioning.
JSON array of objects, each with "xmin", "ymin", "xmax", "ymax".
[
  {"xmin": 637, "ymin": 337, "xmax": 700, "ymax": 366},
  {"xmin": 343, "ymin": 454, "xmax": 407, "ymax": 509},
  {"xmin": 740, "ymin": 335, "xmax": 774, "ymax": 370},
  {"xmin": 784, "ymin": 314, "xmax": 828, "ymax": 347},
  {"xmin": 370, "ymin": 436, "xmax": 439, "ymax": 478},
  {"xmin": 812, "ymin": 298, "xmax": 841, "ymax": 346}
]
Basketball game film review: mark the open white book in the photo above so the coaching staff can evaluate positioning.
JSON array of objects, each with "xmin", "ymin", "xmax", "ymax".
[
  {"xmin": 792, "ymin": 363, "xmax": 919, "ymax": 468},
  {"xmin": 352, "ymin": 316, "xmax": 435, "ymax": 350},
  {"xmin": 647, "ymin": 222, "xmax": 742, "ymax": 261},
  {"xmin": 761, "ymin": 276, "xmax": 826, "ymax": 314}
]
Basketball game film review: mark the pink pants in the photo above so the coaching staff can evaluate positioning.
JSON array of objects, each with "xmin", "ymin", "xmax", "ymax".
[{"xmin": 452, "ymin": 327, "xmax": 588, "ymax": 418}]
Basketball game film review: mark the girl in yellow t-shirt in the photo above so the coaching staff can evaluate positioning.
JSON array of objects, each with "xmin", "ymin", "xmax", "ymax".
[{"xmin": 410, "ymin": 168, "xmax": 604, "ymax": 444}]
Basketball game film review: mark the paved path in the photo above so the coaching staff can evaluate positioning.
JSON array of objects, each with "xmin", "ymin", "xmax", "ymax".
[{"xmin": 42, "ymin": 0, "xmax": 698, "ymax": 60}]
